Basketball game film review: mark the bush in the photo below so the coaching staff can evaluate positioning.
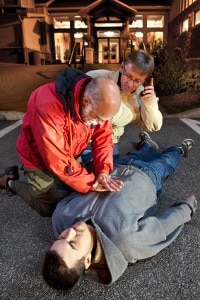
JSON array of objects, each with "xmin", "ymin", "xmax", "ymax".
[
  {"xmin": 182, "ymin": 59, "xmax": 200, "ymax": 92},
  {"xmin": 151, "ymin": 43, "xmax": 200, "ymax": 96}
]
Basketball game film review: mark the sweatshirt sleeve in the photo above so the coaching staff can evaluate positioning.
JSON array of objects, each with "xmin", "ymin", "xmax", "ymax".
[
  {"xmin": 139, "ymin": 94, "xmax": 163, "ymax": 132},
  {"xmin": 122, "ymin": 196, "xmax": 197, "ymax": 261},
  {"xmin": 154, "ymin": 196, "xmax": 197, "ymax": 236}
]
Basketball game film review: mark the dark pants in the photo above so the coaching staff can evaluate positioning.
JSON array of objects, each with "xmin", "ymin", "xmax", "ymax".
[{"xmin": 11, "ymin": 169, "xmax": 73, "ymax": 217}]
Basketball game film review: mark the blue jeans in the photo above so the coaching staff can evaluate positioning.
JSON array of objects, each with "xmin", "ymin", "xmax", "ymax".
[
  {"xmin": 81, "ymin": 143, "xmax": 120, "ymax": 164},
  {"xmin": 115, "ymin": 142, "xmax": 182, "ymax": 194}
]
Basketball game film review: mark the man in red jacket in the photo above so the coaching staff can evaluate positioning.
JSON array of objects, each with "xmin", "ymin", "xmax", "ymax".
[{"xmin": 0, "ymin": 68, "xmax": 123, "ymax": 217}]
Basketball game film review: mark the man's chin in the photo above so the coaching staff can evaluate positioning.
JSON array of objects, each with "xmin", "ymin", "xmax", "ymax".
[{"xmin": 122, "ymin": 88, "xmax": 136, "ymax": 94}]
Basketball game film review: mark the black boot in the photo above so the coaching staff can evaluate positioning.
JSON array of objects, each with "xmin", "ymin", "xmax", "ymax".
[{"xmin": 4, "ymin": 166, "xmax": 19, "ymax": 180}]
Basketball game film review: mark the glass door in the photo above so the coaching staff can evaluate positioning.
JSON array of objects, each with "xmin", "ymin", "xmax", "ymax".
[{"xmin": 98, "ymin": 38, "xmax": 119, "ymax": 63}]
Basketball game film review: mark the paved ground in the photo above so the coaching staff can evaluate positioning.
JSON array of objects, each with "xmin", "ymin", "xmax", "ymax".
[{"xmin": 0, "ymin": 119, "xmax": 200, "ymax": 300}]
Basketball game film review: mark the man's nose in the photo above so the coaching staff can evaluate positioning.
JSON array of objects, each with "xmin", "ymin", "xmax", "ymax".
[
  {"xmin": 127, "ymin": 80, "xmax": 135, "ymax": 88},
  {"xmin": 65, "ymin": 227, "xmax": 76, "ymax": 241}
]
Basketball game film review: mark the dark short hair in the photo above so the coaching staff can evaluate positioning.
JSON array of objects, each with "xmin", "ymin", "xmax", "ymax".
[
  {"xmin": 124, "ymin": 50, "xmax": 154, "ymax": 76},
  {"xmin": 42, "ymin": 250, "xmax": 85, "ymax": 291}
]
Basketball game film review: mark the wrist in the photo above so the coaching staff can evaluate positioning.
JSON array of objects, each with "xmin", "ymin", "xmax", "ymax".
[{"xmin": 90, "ymin": 185, "xmax": 95, "ymax": 191}]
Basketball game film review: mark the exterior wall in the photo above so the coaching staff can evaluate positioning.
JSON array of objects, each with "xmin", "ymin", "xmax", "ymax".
[
  {"xmin": 0, "ymin": 15, "xmax": 24, "ymax": 63},
  {"xmin": 22, "ymin": 17, "xmax": 42, "ymax": 64},
  {"xmin": 168, "ymin": 0, "xmax": 200, "ymax": 57},
  {"xmin": 0, "ymin": 2, "xmax": 52, "ymax": 64},
  {"xmin": 0, "ymin": 0, "xmax": 199, "ymax": 63}
]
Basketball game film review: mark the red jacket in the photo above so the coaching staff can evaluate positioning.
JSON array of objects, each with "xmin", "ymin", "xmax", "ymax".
[{"xmin": 16, "ymin": 73, "xmax": 114, "ymax": 193}]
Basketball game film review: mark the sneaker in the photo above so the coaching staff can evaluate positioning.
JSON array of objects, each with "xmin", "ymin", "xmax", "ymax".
[
  {"xmin": 139, "ymin": 131, "xmax": 159, "ymax": 150},
  {"xmin": 178, "ymin": 139, "xmax": 194, "ymax": 157},
  {"xmin": 0, "ymin": 166, "xmax": 19, "ymax": 189},
  {"xmin": 0, "ymin": 175, "xmax": 10, "ymax": 189}
]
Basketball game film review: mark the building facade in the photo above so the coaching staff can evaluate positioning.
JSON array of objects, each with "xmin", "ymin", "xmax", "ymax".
[{"xmin": 0, "ymin": 0, "xmax": 199, "ymax": 64}]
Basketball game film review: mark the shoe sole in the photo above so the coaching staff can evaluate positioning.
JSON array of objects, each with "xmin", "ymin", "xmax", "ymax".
[
  {"xmin": 181, "ymin": 138, "xmax": 194, "ymax": 148},
  {"xmin": 139, "ymin": 131, "xmax": 159, "ymax": 149},
  {"xmin": 181, "ymin": 139, "xmax": 194, "ymax": 152}
]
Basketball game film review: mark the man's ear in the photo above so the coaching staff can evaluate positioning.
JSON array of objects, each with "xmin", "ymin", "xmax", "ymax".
[
  {"xmin": 84, "ymin": 253, "xmax": 92, "ymax": 270},
  {"xmin": 82, "ymin": 96, "xmax": 91, "ymax": 107}
]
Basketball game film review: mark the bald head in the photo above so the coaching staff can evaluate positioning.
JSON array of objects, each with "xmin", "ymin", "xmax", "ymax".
[{"xmin": 84, "ymin": 77, "xmax": 121, "ymax": 120}]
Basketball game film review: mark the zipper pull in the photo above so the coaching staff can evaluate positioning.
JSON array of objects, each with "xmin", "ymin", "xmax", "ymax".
[{"xmin": 66, "ymin": 166, "xmax": 74, "ymax": 175}]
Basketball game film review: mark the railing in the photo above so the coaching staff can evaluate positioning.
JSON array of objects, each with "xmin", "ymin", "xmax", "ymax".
[
  {"xmin": 68, "ymin": 43, "xmax": 86, "ymax": 70},
  {"xmin": 68, "ymin": 43, "xmax": 77, "ymax": 67}
]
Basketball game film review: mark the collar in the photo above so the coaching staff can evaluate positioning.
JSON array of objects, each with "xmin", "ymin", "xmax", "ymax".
[
  {"xmin": 117, "ymin": 72, "xmax": 122, "ymax": 89},
  {"xmin": 92, "ymin": 233, "xmax": 106, "ymax": 265}
]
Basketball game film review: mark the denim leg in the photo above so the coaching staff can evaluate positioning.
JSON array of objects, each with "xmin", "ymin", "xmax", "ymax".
[
  {"xmin": 160, "ymin": 146, "xmax": 182, "ymax": 172},
  {"xmin": 81, "ymin": 144, "xmax": 120, "ymax": 164},
  {"xmin": 113, "ymin": 143, "xmax": 120, "ymax": 162},
  {"xmin": 81, "ymin": 150, "xmax": 93, "ymax": 164},
  {"xmin": 132, "ymin": 146, "xmax": 182, "ymax": 192},
  {"xmin": 115, "ymin": 142, "xmax": 160, "ymax": 165}
]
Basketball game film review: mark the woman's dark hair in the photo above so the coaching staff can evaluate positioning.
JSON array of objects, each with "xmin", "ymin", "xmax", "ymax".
[{"xmin": 42, "ymin": 250, "xmax": 85, "ymax": 291}]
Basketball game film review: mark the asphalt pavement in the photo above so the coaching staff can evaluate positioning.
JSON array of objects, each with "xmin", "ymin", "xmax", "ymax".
[{"xmin": 0, "ymin": 118, "xmax": 200, "ymax": 300}]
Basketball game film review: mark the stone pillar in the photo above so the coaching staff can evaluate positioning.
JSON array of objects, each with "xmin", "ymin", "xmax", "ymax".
[{"xmin": 85, "ymin": 47, "xmax": 94, "ymax": 64}]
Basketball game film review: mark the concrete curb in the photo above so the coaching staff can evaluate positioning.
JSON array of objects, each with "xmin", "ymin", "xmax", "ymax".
[
  {"xmin": 164, "ymin": 107, "xmax": 200, "ymax": 119},
  {"xmin": 0, "ymin": 111, "xmax": 24, "ymax": 121},
  {"xmin": 0, "ymin": 108, "xmax": 200, "ymax": 121}
]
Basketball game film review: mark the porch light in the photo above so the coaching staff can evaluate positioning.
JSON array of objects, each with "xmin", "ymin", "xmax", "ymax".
[{"xmin": 104, "ymin": 31, "xmax": 114, "ymax": 37}]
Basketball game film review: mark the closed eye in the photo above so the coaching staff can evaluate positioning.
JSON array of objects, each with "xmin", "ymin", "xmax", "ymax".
[{"xmin": 68, "ymin": 241, "xmax": 77, "ymax": 250}]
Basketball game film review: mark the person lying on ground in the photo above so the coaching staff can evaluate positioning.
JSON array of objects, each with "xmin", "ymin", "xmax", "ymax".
[{"xmin": 42, "ymin": 132, "xmax": 197, "ymax": 290}]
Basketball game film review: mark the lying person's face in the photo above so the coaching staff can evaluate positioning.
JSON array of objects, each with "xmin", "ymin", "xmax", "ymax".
[{"xmin": 50, "ymin": 221, "xmax": 96, "ymax": 269}]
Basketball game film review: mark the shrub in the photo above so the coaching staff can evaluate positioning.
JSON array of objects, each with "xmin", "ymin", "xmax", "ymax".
[
  {"xmin": 151, "ymin": 42, "xmax": 200, "ymax": 96},
  {"xmin": 182, "ymin": 59, "xmax": 200, "ymax": 92}
]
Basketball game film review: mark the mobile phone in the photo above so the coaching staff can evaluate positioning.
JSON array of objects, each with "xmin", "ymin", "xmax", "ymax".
[
  {"xmin": 141, "ymin": 77, "xmax": 153, "ymax": 96},
  {"xmin": 144, "ymin": 77, "xmax": 153, "ymax": 87}
]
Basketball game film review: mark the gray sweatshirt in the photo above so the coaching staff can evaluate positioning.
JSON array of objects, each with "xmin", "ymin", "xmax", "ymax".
[{"xmin": 52, "ymin": 164, "xmax": 197, "ymax": 285}]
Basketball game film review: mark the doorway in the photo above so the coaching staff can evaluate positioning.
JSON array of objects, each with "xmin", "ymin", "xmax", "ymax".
[{"xmin": 98, "ymin": 38, "xmax": 119, "ymax": 63}]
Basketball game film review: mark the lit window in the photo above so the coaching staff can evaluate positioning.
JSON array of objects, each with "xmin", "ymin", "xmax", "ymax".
[
  {"xmin": 75, "ymin": 16, "xmax": 87, "ymax": 29},
  {"xmin": 97, "ymin": 31, "xmax": 120, "ymax": 38},
  {"xmin": 134, "ymin": 32, "xmax": 143, "ymax": 39},
  {"xmin": 54, "ymin": 32, "xmax": 69, "ymax": 63},
  {"xmin": 182, "ymin": 19, "xmax": 189, "ymax": 32},
  {"xmin": 147, "ymin": 15, "xmax": 164, "ymax": 28},
  {"xmin": 129, "ymin": 15, "xmax": 143, "ymax": 28},
  {"xmin": 95, "ymin": 22, "xmax": 122, "ymax": 27},
  {"xmin": 131, "ymin": 32, "xmax": 143, "ymax": 46},
  {"xmin": 195, "ymin": 10, "xmax": 200, "ymax": 25},
  {"xmin": 147, "ymin": 32, "xmax": 163, "ymax": 43},
  {"xmin": 53, "ymin": 17, "xmax": 70, "ymax": 29}
]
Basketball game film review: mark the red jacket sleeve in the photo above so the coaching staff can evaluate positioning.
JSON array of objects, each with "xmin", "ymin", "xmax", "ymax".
[{"xmin": 91, "ymin": 120, "xmax": 114, "ymax": 175}]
